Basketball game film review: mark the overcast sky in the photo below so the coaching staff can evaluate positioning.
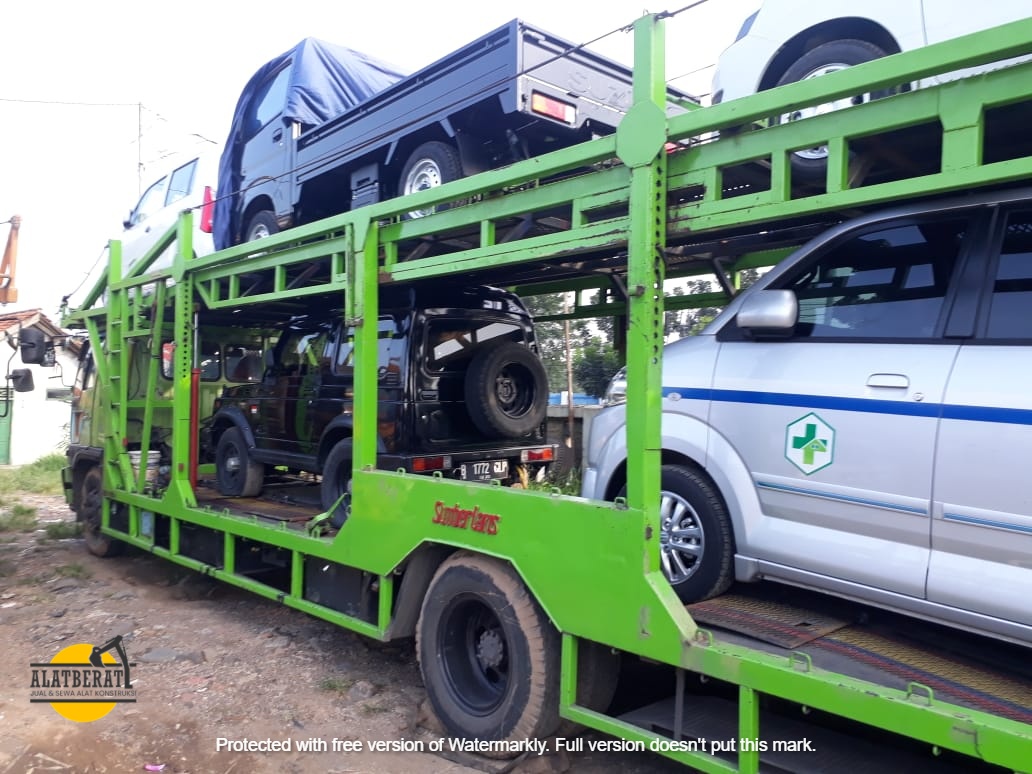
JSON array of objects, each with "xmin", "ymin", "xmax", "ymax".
[{"xmin": 0, "ymin": 0, "xmax": 756, "ymax": 317}]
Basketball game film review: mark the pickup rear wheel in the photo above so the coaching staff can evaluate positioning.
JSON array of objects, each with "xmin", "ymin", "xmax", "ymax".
[
  {"xmin": 320, "ymin": 439, "xmax": 353, "ymax": 529},
  {"xmin": 619, "ymin": 464, "xmax": 734, "ymax": 603},
  {"xmin": 417, "ymin": 553, "xmax": 560, "ymax": 753},
  {"xmin": 245, "ymin": 210, "xmax": 279, "ymax": 241},
  {"xmin": 464, "ymin": 342, "xmax": 548, "ymax": 439},
  {"xmin": 399, "ymin": 141, "xmax": 464, "ymax": 218},
  {"xmin": 215, "ymin": 428, "xmax": 264, "ymax": 497},
  {"xmin": 81, "ymin": 467, "xmax": 124, "ymax": 558}
]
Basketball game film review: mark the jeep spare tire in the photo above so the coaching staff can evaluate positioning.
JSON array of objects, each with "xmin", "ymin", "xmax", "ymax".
[{"xmin": 465, "ymin": 342, "xmax": 547, "ymax": 439}]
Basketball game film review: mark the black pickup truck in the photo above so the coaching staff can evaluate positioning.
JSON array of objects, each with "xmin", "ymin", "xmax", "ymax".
[{"xmin": 214, "ymin": 19, "xmax": 695, "ymax": 248}]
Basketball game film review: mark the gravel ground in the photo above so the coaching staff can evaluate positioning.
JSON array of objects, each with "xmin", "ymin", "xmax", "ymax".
[{"xmin": 0, "ymin": 495, "xmax": 682, "ymax": 774}]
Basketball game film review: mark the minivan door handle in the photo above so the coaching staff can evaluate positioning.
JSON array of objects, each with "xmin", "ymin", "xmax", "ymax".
[
  {"xmin": 272, "ymin": 129, "xmax": 283, "ymax": 143},
  {"xmin": 866, "ymin": 373, "xmax": 909, "ymax": 389}
]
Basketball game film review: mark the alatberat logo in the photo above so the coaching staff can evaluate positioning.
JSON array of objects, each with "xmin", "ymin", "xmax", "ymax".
[{"xmin": 28, "ymin": 634, "xmax": 137, "ymax": 722}]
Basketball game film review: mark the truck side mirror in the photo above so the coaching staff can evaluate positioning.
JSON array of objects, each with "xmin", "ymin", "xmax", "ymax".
[
  {"xmin": 9, "ymin": 368, "xmax": 33, "ymax": 392},
  {"xmin": 18, "ymin": 328, "xmax": 47, "ymax": 364}
]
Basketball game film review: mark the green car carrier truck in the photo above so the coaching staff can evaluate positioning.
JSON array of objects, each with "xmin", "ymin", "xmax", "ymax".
[{"xmin": 55, "ymin": 12, "xmax": 1032, "ymax": 773}]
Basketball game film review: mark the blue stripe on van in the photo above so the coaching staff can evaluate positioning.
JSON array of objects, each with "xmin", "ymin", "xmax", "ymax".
[
  {"xmin": 661, "ymin": 387, "xmax": 1032, "ymax": 426},
  {"xmin": 943, "ymin": 512, "xmax": 1032, "ymax": 535},
  {"xmin": 756, "ymin": 480, "xmax": 927, "ymax": 516}
]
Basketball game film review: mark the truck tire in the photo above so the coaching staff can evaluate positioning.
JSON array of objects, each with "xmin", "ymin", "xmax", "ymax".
[
  {"xmin": 215, "ymin": 428, "xmax": 264, "ymax": 497},
  {"xmin": 245, "ymin": 210, "xmax": 279, "ymax": 241},
  {"xmin": 81, "ymin": 467, "xmax": 124, "ymax": 558},
  {"xmin": 398, "ymin": 141, "xmax": 463, "ymax": 218},
  {"xmin": 417, "ymin": 553, "xmax": 560, "ymax": 753},
  {"xmin": 464, "ymin": 342, "xmax": 548, "ymax": 439},
  {"xmin": 619, "ymin": 464, "xmax": 734, "ymax": 603},
  {"xmin": 774, "ymin": 39, "xmax": 893, "ymax": 184},
  {"xmin": 320, "ymin": 439, "xmax": 353, "ymax": 529}
]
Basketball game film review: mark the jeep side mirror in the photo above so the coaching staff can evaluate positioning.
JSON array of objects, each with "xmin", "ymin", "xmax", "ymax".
[
  {"xmin": 9, "ymin": 368, "xmax": 33, "ymax": 392},
  {"xmin": 18, "ymin": 328, "xmax": 47, "ymax": 364}
]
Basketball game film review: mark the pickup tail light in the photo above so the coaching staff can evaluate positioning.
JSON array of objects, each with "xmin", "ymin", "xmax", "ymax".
[
  {"xmin": 531, "ymin": 92, "xmax": 576, "ymax": 125},
  {"xmin": 521, "ymin": 447, "xmax": 554, "ymax": 463},
  {"xmin": 199, "ymin": 186, "xmax": 215, "ymax": 234}
]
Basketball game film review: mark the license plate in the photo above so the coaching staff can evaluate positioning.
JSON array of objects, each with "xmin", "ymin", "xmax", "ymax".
[{"xmin": 460, "ymin": 459, "xmax": 508, "ymax": 482}]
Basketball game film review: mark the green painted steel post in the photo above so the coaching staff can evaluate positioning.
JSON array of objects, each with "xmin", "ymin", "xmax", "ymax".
[
  {"xmin": 738, "ymin": 685, "xmax": 760, "ymax": 774},
  {"xmin": 351, "ymin": 220, "xmax": 379, "ymax": 480},
  {"xmin": 169, "ymin": 211, "xmax": 199, "ymax": 508},
  {"xmin": 617, "ymin": 14, "xmax": 668, "ymax": 558}
]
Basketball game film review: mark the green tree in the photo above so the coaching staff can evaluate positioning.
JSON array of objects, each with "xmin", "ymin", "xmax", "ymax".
[
  {"xmin": 572, "ymin": 339, "xmax": 622, "ymax": 398},
  {"xmin": 523, "ymin": 292, "xmax": 592, "ymax": 392}
]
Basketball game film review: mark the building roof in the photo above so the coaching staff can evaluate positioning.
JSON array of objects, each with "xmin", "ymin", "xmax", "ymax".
[{"xmin": 0, "ymin": 309, "xmax": 64, "ymax": 338}]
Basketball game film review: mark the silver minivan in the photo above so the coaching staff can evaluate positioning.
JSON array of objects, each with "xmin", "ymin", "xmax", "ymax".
[
  {"xmin": 119, "ymin": 150, "xmax": 218, "ymax": 273},
  {"xmin": 582, "ymin": 188, "xmax": 1032, "ymax": 646}
]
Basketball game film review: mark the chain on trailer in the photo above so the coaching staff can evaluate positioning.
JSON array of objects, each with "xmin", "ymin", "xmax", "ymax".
[{"xmin": 61, "ymin": 12, "xmax": 1032, "ymax": 773}]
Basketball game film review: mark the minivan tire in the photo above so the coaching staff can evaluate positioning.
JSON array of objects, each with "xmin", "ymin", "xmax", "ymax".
[
  {"xmin": 620, "ymin": 465, "xmax": 734, "ymax": 603},
  {"xmin": 774, "ymin": 39, "xmax": 893, "ymax": 183}
]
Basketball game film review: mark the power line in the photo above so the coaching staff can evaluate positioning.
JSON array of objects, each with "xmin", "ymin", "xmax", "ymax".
[{"xmin": 0, "ymin": 96, "xmax": 139, "ymax": 108}]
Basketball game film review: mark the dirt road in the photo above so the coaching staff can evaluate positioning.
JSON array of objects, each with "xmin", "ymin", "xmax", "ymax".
[{"xmin": 0, "ymin": 496, "xmax": 678, "ymax": 774}]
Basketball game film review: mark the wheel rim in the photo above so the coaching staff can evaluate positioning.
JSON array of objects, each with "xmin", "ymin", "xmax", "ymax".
[
  {"xmin": 779, "ymin": 62, "xmax": 870, "ymax": 161},
  {"xmin": 494, "ymin": 364, "xmax": 534, "ymax": 419},
  {"xmin": 437, "ymin": 596, "xmax": 510, "ymax": 716},
  {"xmin": 403, "ymin": 158, "xmax": 443, "ymax": 218},
  {"xmin": 249, "ymin": 222, "xmax": 271, "ymax": 240},
  {"xmin": 219, "ymin": 440, "xmax": 244, "ymax": 488},
  {"xmin": 658, "ymin": 488, "xmax": 705, "ymax": 585}
]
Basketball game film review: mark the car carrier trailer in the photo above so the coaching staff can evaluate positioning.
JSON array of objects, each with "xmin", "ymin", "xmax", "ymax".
[{"xmin": 60, "ymin": 12, "xmax": 1032, "ymax": 773}]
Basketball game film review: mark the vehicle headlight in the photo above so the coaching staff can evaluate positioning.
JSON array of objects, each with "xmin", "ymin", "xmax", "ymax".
[{"xmin": 602, "ymin": 367, "xmax": 627, "ymax": 406}]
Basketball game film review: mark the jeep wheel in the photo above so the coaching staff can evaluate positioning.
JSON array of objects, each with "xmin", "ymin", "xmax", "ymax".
[
  {"xmin": 215, "ymin": 428, "xmax": 264, "ymax": 497},
  {"xmin": 464, "ymin": 342, "xmax": 548, "ymax": 439},
  {"xmin": 320, "ymin": 439, "xmax": 353, "ymax": 529}
]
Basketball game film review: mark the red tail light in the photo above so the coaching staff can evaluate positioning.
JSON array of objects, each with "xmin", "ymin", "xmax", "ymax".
[
  {"xmin": 200, "ymin": 186, "xmax": 215, "ymax": 234},
  {"xmin": 521, "ymin": 447, "xmax": 554, "ymax": 462}
]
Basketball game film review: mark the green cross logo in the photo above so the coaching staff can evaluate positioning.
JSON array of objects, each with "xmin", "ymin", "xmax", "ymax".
[{"xmin": 785, "ymin": 413, "xmax": 835, "ymax": 474}]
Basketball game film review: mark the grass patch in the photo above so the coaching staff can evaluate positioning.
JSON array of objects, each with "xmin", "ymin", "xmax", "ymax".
[
  {"xmin": 319, "ymin": 677, "xmax": 354, "ymax": 693},
  {"xmin": 0, "ymin": 504, "xmax": 38, "ymax": 532},
  {"xmin": 55, "ymin": 563, "xmax": 91, "ymax": 580},
  {"xmin": 359, "ymin": 703, "xmax": 391, "ymax": 716},
  {"xmin": 43, "ymin": 521, "xmax": 82, "ymax": 540},
  {"xmin": 0, "ymin": 454, "xmax": 65, "ymax": 496}
]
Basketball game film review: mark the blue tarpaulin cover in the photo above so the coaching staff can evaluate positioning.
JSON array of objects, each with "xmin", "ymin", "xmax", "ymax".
[{"xmin": 214, "ymin": 38, "xmax": 406, "ymax": 249}]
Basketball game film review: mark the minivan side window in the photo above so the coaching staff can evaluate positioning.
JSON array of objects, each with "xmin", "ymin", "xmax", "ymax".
[
  {"xmin": 166, "ymin": 159, "xmax": 198, "ymax": 207},
  {"xmin": 129, "ymin": 176, "xmax": 169, "ymax": 227},
  {"xmin": 781, "ymin": 219, "xmax": 967, "ymax": 339},
  {"xmin": 985, "ymin": 210, "xmax": 1032, "ymax": 340}
]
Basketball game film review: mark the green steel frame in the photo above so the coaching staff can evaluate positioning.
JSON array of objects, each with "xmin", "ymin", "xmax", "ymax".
[{"xmin": 63, "ymin": 14, "xmax": 1032, "ymax": 772}]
